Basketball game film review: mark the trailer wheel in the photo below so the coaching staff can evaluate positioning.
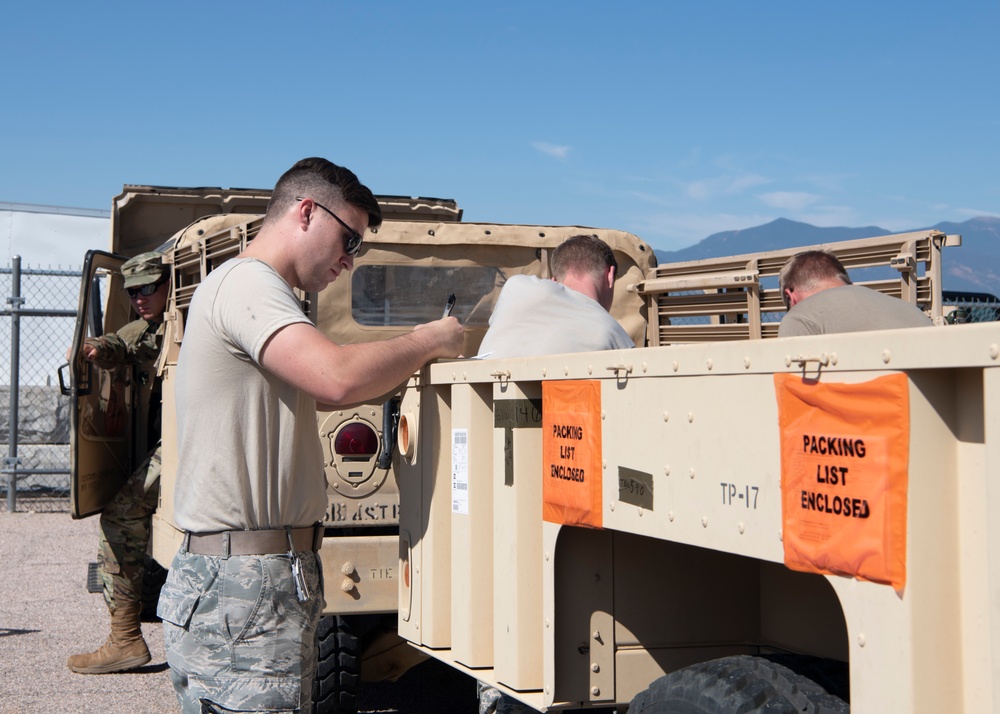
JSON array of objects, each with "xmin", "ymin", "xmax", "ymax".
[{"xmin": 627, "ymin": 655, "xmax": 849, "ymax": 714}]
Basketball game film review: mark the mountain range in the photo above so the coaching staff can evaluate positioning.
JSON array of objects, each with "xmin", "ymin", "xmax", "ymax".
[{"xmin": 654, "ymin": 216, "xmax": 1000, "ymax": 297}]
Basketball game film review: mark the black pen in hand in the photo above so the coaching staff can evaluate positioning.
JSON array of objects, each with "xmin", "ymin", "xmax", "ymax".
[{"xmin": 443, "ymin": 293, "xmax": 456, "ymax": 318}]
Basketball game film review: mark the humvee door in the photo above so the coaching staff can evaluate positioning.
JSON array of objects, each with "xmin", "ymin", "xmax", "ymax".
[{"xmin": 67, "ymin": 250, "xmax": 136, "ymax": 519}]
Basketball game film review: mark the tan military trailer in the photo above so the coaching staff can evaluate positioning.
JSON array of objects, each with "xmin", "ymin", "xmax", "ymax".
[
  {"xmin": 393, "ymin": 227, "xmax": 1000, "ymax": 713},
  {"xmin": 65, "ymin": 184, "xmax": 655, "ymax": 712}
]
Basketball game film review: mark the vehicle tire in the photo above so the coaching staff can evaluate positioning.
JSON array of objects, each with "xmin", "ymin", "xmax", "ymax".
[
  {"xmin": 313, "ymin": 615, "xmax": 372, "ymax": 714},
  {"xmin": 140, "ymin": 555, "xmax": 167, "ymax": 622},
  {"xmin": 627, "ymin": 655, "xmax": 849, "ymax": 714}
]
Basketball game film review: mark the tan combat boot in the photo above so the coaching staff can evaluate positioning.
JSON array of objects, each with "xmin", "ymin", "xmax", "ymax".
[{"xmin": 67, "ymin": 601, "xmax": 151, "ymax": 674}]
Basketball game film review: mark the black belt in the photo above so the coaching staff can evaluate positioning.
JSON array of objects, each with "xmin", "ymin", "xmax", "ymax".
[{"xmin": 185, "ymin": 524, "xmax": 323, "ymax": 556}]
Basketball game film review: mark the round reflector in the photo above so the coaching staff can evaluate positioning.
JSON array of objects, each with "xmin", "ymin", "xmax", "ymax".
[{"xmin": 334, "ymin": 422, "xmax": 379, "ymax": 457}]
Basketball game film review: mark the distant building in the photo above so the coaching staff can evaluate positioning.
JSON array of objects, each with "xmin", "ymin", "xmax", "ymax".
[{"xmin": 0, "ymin": 202, "xmax": 110, "ymax": 269}]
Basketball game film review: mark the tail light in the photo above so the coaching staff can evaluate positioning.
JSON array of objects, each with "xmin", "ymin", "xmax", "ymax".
[{"xmin": 334, "ymin": 422, "xmax": 379, "ymax": 460}]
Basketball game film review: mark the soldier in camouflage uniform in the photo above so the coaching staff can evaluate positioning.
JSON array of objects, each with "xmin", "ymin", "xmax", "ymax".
[{"xmin": 68, "ymin": 251, "xmax": 169, "ymax": 675}]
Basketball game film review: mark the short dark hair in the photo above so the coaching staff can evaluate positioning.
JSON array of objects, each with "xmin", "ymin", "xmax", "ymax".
[
  {"xmin": 779, "ymin": 250, "xmax": 851, "ymax": 304},
  {"xmin": 265, "ymin": 157, "xmax": 382, "ymax": 230},
  {"xmin": 551, "ymin": 234, "xmax": 618, "ymax": 282}
]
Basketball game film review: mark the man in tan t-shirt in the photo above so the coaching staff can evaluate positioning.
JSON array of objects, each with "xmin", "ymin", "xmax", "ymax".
[
  {"xmin": 778, "ymin": 250, "xmax": 932, "ymax": 337},
  {"xmin": 158, "ymin": 157, "xmax": 464, "ymax": 713}
]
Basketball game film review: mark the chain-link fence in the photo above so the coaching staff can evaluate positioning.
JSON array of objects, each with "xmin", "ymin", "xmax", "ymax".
[
  {"xmin": 942, "ymin": 291, "xmax": 1000, "ymax": 324},
  {"xmin": 0, "ymin": 257, "xmax": 81, "ymax": 512}
]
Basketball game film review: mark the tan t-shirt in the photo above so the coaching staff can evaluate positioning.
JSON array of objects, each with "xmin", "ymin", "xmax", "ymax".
[
  {"xmin": 778, "ymin": 284, "xmax": 933, "ymax": 337},
  {"xmin": 173, "ymin": 258, "xmax": 326, "ymax": 532}
]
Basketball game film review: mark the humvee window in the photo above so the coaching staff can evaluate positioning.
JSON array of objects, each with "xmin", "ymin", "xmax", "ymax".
[{"xmin": 351, "ymin": 265, "xmax": 505, "ymax": 327}]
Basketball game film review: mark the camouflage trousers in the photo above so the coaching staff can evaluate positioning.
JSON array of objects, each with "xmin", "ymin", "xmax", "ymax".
[
  {"xmin": 158, "ymin": 546, "xmax": 324, "ymax": 713},
  {"xmin": 478, "ymin": 682, "xmax": 537, "ymax": 714},
  {"xmin": 97, "ymin": 444, "xmax": 161, "ymax": 611}
]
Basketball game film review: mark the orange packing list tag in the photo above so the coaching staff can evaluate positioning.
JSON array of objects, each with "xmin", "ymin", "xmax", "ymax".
[
  {"xmin": 542, "ymin": 380, "xmax": 603, "ymax": 528},
  {"xmin": 774, "ymin": 373, "xmax": 909, "ymax": 591}
]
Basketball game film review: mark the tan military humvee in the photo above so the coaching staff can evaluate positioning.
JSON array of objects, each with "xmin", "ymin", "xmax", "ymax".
[
  {"xmin": 66, "ymin": 184, "xmax": 656, "ymax": 711},
  {"xmin": 72, "ymin": 189, "xmax": 995, "ymax": 712}
]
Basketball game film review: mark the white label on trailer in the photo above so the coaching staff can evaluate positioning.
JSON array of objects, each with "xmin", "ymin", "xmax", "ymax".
[{"xmin": 452, "ymin": 428, "xmax": 469, "ymax": 514}]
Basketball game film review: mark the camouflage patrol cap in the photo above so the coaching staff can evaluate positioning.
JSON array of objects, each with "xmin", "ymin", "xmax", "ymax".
[{"xmin": 121, "ymin": 252, "xmax": 168, "ymax": 289}]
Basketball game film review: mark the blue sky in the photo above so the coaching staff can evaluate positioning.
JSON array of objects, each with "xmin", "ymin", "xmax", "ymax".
[{"xmin": 1, "ymin": 1, "xmax": 997, "ymax": 253}]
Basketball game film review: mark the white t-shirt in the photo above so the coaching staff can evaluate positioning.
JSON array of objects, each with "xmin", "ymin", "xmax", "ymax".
[
  {"xmin": 173, "ymin": 258, "xmax": 326, "ymax": 532},
  {"xmin": 476, "ymin": 274, "xmax": 634, "ymax": 358}
]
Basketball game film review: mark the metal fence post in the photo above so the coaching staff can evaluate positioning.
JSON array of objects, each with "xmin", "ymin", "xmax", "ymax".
[{"xmin": 6, "ymin": 256, "xmax": 23, "ymax": 511}]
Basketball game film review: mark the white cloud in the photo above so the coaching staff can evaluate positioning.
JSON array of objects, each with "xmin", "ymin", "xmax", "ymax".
[
  {"xmin": 727, "ymin": 174, "xmax": 770, "ymax": 193},
  {"xmin": 682, "ymin": 173, "xmax": 770, "ymax": 202},
  {"xmin": 957, "ymin": 206, "xmax": 1000, "ymax": 218},
  {"xmin": 758, "ymin": 191, "xmax": 822, "ymax": 212},
  {"xmin": 633, "ymin": 211, "xmax": 777, "ymax": 252},
  {"xmin": 796, "ymin": 206, "xmax": 861, "ymax": 228},
  {"xmin": 685, "ymin": 180, "xmax": 712, "ymax": 201},
  {"xmin": 531, "ymin": 141, "xmax": 570, "ymax": 160}
]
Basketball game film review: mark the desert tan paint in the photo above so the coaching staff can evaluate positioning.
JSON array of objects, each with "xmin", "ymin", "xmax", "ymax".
[{"xmin": 83, "ymin": 185, "xmax": 996, "ymax": 712}]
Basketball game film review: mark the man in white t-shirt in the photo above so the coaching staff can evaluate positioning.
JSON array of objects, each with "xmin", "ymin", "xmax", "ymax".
[
  {"xmin": 477, "ymin": 234, "xmax": 633, "ymax": 359},
  {"xmin": 157, "ymin": 157, "xmax": 464, "ymax": 713},
  {"xmin": 475, "ymin": 233, "xmax": 631, "ymax": 714}
]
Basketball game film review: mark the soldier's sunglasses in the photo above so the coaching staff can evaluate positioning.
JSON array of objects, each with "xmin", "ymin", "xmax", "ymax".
[
  {"xmin": 125, "ymin": 280, "xmax": 166, "ymax": 299},
  {"xmin": 296, "ymin": 196, "xmax": 364, "ymax": 256}
]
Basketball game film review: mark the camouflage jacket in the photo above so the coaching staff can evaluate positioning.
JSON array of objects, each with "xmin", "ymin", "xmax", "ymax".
[{"xmin": 84, "ymin": 318, "xmax": 164, "ymax": 376}]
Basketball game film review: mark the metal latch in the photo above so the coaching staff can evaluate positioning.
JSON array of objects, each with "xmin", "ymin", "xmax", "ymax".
[{"xmin": 786, "ymin": 353, "xmax": 833, "ymax": 367}]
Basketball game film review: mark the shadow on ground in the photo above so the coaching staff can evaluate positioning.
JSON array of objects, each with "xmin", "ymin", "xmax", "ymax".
[{"xmin": 361, "ymin": 657, "xmax": 479, "ymax": 714}]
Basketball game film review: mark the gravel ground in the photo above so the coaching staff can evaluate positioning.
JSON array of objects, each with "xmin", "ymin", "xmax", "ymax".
[
  {"xmin": 0, "ymin": 510, "xmax": 478, "ymax": 714},
  {"xmin": 0, "ymin": 510, "xmax": 176, "ymax": 713}
]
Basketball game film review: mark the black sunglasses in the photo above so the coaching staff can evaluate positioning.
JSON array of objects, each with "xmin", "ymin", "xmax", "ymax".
[
  {"xmin": 125, "ymin": 279, "xmax": 166, "ymax": 299},
  {"xmin": 296, "ymin": 196, "xmax": 364, "ymax": 256}
]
